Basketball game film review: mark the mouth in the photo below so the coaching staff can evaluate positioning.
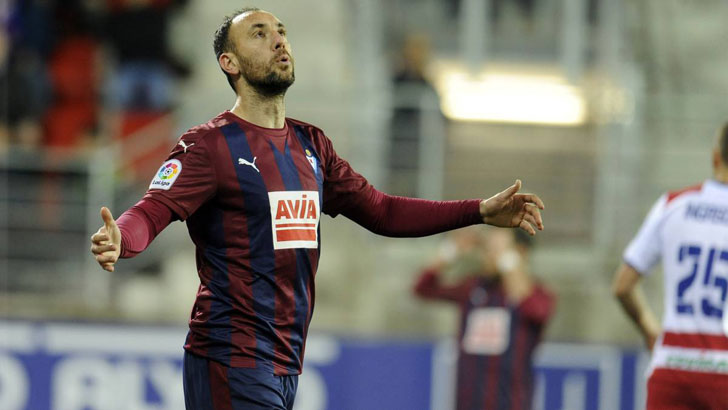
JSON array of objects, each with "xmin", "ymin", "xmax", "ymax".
[{"xmin": 275, "ymin": 53, "xmax": 291, "ymax": 65}]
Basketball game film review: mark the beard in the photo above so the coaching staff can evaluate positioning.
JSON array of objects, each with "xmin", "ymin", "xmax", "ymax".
[{"xmin": 238, "ymin": 52, "xmax": 295, "ymax": 97}]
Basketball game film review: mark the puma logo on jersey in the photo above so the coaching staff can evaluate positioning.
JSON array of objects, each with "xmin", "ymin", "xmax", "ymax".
[
  {"xmin": 268, "ymin": 191, "xmax": 320, "ymax": 250},
  {"xmin": 178, "ymin": 140, "xmax": 195, "ymax": 153},
  {"xmin": 238, "ymin": 157, "xmax": 259, "ymax": 173}
]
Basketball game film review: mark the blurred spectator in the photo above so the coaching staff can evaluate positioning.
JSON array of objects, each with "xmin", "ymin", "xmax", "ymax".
[
  {"xmin": 43, "ymin": 0, "xmax": 103, "ymax": 148},
  {"xmin": 414, "ymin": 227, "xmax": 555, "ymax": 410},
  {"xmin": 104, "ymin": 0, "xmax": 190, "ymax": 112},
  {"xmin": 101, "ymin": 0, "xmax": 191, "ymax": 183},
  {"xmin": 387, "ymin": 32, "xmax": 440, "ymax": 197},
  {"xmin": 1, "ymin": 0, "xmax": 53, "ymax": 150}
]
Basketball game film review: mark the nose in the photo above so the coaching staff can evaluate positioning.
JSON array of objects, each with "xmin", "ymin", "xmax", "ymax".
[{"xmin": 273, "ymin": 32, "xmax": 285, "ymax": 51}]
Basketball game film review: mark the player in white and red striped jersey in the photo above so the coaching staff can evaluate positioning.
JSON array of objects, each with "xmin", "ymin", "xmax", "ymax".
[{"xmin": 613, "ymin": 123, "xmax": 728, "ymax": 409}]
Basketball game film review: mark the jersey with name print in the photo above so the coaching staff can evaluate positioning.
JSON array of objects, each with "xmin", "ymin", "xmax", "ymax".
[
  {"xmin": 143, "ymin": 111, "xmax": 371, "ymax": 375},
  {"xmin": 624, "ymin": 180, "xmax": 728, "ymax": 376}
]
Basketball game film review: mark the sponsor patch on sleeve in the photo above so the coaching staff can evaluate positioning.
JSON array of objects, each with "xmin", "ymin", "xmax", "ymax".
[{"xmin": 149, "ymin": 159, "xmax": 182, "ymax": 191}]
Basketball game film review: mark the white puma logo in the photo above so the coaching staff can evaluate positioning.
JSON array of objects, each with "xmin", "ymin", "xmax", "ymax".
[
  {"xmin": 178, "ymin": 140, "xmax": 195, "ymax": 153},
  {"xmin": 238, "ymin": 157, "xmax": 260, "ymax": 173}
]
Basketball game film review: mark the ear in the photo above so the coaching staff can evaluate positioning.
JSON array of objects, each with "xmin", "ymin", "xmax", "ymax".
[{"xmin": 218, "ymin": 52, "xmax": 240, "ymax": 77}]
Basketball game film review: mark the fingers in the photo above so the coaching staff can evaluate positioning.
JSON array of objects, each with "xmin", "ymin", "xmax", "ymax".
[
  {"xmin": 499, "ymin": 179, "xmax": 522, "ymax": 199},
  {"xmin": 96, "ymin": 251, "xmax": 118, "ymax": 272},
  {"xmin": 519, "ymin": 219, "xmax": 536, "ymax": 236},
  {"xmin": 521, "ymin": 211, "xmax": 541, "ymax": 232},
  {"xmin": 90, "ymin": 243, "xmax": 117, "ymax": 255},
  {"xmin": 520, "ymin": 193, "xmax": 545, "ymax": 210},
  {"xmin": 101, "ymin": 207, "xmax": 116, "ymax": 229},
  {"xmin": 517, "ymin": 202, "xmax": 543, "ymax": 236},
  {"xmin": 95, "ymin": 253, "xmax": 118, "ymax": 264},
  {"xmin": 90, "ymin": 217, "xmax": 118, "ymax": 271},
  {"xmin": 90, "ymin": 230, "xmax": 109, "ymax": 245},
  {"xmin": 523, "ymin": 202, "xmax": 544, "ymax": 230}
]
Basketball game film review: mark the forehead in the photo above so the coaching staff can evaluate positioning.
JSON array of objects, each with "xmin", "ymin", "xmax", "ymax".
[{"xmin": 232, "ymin": 10, "xmax": 283, "ymax": 31}]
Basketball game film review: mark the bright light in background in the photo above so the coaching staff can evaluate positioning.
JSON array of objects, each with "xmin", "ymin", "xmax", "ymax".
[{"xmin": 433, "ymin": 65, "xmax": 587, "ymax": 126}]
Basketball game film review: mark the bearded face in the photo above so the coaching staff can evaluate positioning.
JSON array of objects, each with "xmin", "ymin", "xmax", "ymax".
[{"xmin": 237, "ymin": 49, "xmax": 295, "ymax": 97}]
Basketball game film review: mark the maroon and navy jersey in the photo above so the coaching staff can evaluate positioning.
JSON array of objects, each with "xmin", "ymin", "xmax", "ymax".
[
  {"xmin": 143, "ymin": 111, "xmax": 372, "ymax": 375},
  {"xmin": 414, "ymin": 271, "xmax": 554, "ymax": 410}
]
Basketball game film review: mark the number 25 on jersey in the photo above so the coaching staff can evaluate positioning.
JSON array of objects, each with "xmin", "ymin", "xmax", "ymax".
[{"xmin": 676, "ymin": 244, "xmax": 728, "ymax": 319}]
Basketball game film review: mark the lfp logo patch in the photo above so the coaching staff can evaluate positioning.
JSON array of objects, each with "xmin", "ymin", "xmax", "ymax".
[
  {"xmin": 268, "ymin": 191, "xmax": 320, "ymax": 250},
  {"xmin": 149, "ymin": 159, "xmax": 182, "ymax": 190}
]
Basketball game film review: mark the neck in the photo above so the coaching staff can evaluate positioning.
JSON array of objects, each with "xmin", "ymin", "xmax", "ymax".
[
  {"xmin": 714, "ymin": 168, "xmax": 728, "ymax": 184},
  {"xmin": 230, "ymin": 86, "xmax": 286, "ymax": 129}
]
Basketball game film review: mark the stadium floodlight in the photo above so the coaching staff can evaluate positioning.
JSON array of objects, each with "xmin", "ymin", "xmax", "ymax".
[{"xmin": 434, "ymin": 67, "xmax": 587, "ymax": 126}]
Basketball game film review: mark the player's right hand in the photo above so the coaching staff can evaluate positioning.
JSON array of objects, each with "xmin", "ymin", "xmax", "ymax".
[{"xmin": 90, "ymin": 207, "xmax": 121, "ymax": 272}]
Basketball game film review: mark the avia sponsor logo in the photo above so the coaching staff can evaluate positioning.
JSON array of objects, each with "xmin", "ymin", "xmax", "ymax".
[
  {"xmin": 149, "ymin": 159, "xmax": 182, "ymax": 191},
  {"xmin": 268, "ymin": 191, "xmax": 320, "ymax": 250}
]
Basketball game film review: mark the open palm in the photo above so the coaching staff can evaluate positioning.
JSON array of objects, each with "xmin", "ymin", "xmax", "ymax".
[{"xmin": 479, "ymin": 180, "xmax": 545, "ymax": 235}]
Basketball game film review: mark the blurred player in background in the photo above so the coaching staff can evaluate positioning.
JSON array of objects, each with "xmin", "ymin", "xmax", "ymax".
[
  {"xmin": 89, "ymin": 7, "xmax": 545, "ymax": 410},
  {"xmin": 613, "ymin": 123, "xmax": 728, "ymax": 409},
  {"xmin": 414, "ymin": 227, "xmax": 554, "ymax": 410}
]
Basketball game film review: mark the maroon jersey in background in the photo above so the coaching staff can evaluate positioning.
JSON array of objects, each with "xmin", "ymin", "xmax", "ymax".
[
  {"xmin": 415, "ymin": 270, "xmax": 554, "ymax": 410},
  {"xmin": 131, "ymin": 111, "xmax": 482, "ymax": 375}
]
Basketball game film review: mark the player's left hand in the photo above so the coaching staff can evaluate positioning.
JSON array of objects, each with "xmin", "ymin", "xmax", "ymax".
[{"xmin": 479, "ymin": 180, "xmax": 545, "ymax": 235}]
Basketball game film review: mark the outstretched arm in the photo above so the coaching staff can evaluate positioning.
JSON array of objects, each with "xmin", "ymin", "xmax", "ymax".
[
  {"xmin": 318, "ymin": 128, "xmax": 544, "ymax": 236},
  {"xmin": 341, "ymin": 179, "xmax": 544, "ymax": 237},
  {"xmin": 612, "ymin": 263, "xmax": 661, "ymax": 350}
]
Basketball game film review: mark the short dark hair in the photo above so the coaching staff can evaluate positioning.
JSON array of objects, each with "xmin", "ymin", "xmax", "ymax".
[
  {"xmin": 213, "ymin": 7, "xmax": 261, "ymax": 92},
  {"xmin": 720, "ymin": 122, "xmax": 728, "ymax": 165}
]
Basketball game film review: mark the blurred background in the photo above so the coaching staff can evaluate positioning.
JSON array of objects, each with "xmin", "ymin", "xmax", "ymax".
[{"xmin": 1, "ymin": 0, "xmax": 726, "ymax": 409}]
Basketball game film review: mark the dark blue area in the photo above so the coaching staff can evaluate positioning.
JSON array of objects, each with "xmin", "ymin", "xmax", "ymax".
[
  {"xmin": 269, "ymin": 137, "xmax": 312, "ymax": 374},
  {"xmin": 317, "ymin": 339, "xmax": 433, "ymax": 410},
  {"xmin": 536, "ymin": 366, "xmax": 600, "ymax": 410},
  {"xmin": 620, "ymin": 351, "xmax": 638, "ymax": 410},
  {"xmin": 221, "ymin": 123, "xmax": 277, "ymax": 368},
  {"xmin": 2, "ymin": 321, "xmax": 646, "ymax": 410}
]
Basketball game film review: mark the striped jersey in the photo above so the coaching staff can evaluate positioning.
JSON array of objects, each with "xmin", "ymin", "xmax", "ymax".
[
  {"xmin": 144, "ymin": 111, "xmax": 368, "ymax": 375},
  {"xmin": 624, "ymin": 179, "xmax": 728, "ymax": 376},
  {"xmin": 414, "ymin": 270, "xmax": 554, "ymax": 410}
]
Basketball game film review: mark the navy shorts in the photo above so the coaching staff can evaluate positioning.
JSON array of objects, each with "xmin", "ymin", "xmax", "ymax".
[{"xmin": 183, "ymin": 351, "xmax": 299, "ymax": 410}]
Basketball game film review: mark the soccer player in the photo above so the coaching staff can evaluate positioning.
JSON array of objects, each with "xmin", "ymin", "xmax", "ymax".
[
  {"xmin": 613, "ymin": 123, "xmax": 728, "ymax": 409},
  {"xmin": 414, "ymin": 228, "xmax": 554, "ymax": 410},
  {"xmin": 89, "ymin": 7, "xmax": 545, "ymax": 410}
]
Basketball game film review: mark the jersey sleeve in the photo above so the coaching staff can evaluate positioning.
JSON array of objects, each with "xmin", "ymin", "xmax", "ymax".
[
  {"xmin": 316, "ymin": 132, "xmax": 371, "ymax": 217},
  {"xmin": 117, "ymin": 197, "xmax": 176, "ymax": 258},
  {"xmin": 142, "ymin": 131, "xmax": 217, "ymax": 220},
  {"xmin": 623, "ymin": 194, "xmax": 668, "ymax": 275}
]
